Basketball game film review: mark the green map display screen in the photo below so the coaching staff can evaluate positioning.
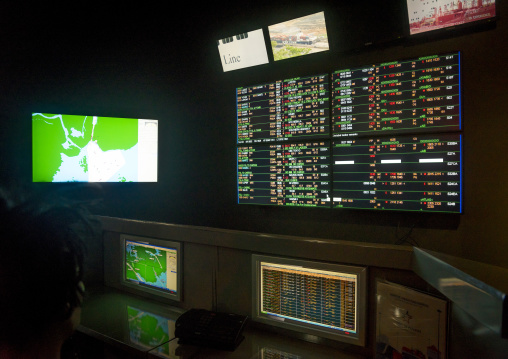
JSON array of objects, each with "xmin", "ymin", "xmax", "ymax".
[
  {"xmin": 32, "ymin": 113, "xmax": 158, "ymax": 182},
  {"xmin": 125, "ymin": 240, "xmax": 178, "ymax": 295}
]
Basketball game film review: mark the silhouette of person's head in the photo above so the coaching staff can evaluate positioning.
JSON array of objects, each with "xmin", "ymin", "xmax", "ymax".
[{"xmin": 0, "ymin": 186, "xmax": 98, "ymax": 358}]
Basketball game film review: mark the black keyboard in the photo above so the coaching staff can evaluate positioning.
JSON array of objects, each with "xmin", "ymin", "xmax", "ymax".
[{"xmin": 174, "ymin": 308, "xmax": 248, "ymax": 351}]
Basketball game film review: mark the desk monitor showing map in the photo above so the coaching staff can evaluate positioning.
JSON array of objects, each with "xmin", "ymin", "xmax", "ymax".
[
  {"xmin": 32, "ymin": 113, "xmax": 158, "ymax": 182},
  {"xmin": 125, "ymin": 240, "xmax": 178, "ymax": 295}
]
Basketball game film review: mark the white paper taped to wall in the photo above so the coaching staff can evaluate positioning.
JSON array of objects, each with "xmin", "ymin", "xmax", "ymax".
[{"xmin": 217, "ymin": 29, "xmax": 269, "ymax": 72}]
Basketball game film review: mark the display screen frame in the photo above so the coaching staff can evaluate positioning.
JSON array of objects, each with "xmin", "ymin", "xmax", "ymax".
[
  {"xmin": 251, "ymin": 254, "xmax": 367, "ymax": 346},
  {"xmin": 120, "ymin": 234, "xmax": 182, "ymax": 302}
]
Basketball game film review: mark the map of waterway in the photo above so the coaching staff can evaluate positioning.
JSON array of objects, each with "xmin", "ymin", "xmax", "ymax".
[{"xmin": 32, "ymin": 113, "xmax": 139, "ymax": 182}]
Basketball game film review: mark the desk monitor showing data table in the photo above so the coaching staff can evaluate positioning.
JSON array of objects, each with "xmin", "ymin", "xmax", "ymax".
[
  {"xmin": 252, "ymin": 255, "xmax": 367, "ymax": 346},
  {"xmin": 32, "ymin": 113, "xmax": 158, "ymax": 182},
  {"xmin": 122, "ymin": 235, "xmax": 181, "ymax": 302}
]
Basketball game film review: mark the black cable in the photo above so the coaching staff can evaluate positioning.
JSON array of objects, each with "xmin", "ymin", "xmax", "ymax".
[{"xmin": 395, "ymin": 220, "xmax": 421, "ymax": 247}]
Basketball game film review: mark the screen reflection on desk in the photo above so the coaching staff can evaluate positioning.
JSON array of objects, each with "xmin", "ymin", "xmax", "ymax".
[{"xmin": 128, "ymin": 305, "xmax": 173, "ymax": 356}]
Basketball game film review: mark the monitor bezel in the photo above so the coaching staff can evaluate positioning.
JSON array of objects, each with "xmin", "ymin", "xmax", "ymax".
[
  {"xmin": 120, "ymin": 234, "xmax": 182, "ymax": 302},
  {"xmin": 251, "ymin": 254, "xmax": 367, "ymax": 346}
]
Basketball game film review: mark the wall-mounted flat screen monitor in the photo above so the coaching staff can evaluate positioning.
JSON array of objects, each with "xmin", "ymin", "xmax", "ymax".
[
  {"xmin": 252, "ymin": 255, "xmax": 367, "ymax": 346},
  {"xmin": 121, "ymin": 235, "xmax": 182, "ymax": 302},
  {"xmin": 237, "ymin": 73, "xmax": 329, "ymax": 144},
  {"xmin": 332, "ymin": 133, "xmax": 463, "ymax": 213},
  {"xmin": 217, "ymin": 29, "xmax": 269, "ymax": 72},
  {"xmin": 32, "ymin": 113, "xmax": 158, "ymax": 182},
  {"xmin": 332, "ymin": 52, "xmax": 461, "ymax": 138},
  {"xmin": 236, "ymin": 51, "xmax": 463, "ymax": 214},
  {"xmin": 268, "ymin": 11, "xmax": 329, "ymax": 61},
  {"xmin": 238, "ymin": 141, "xmax": 331, "ymax": 207},
  {"xmin": 406, "ymin": 0, "xmax": 496, "ymax": 36}
]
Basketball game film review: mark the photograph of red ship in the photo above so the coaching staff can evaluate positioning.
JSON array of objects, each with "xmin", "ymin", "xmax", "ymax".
[{"xmin": 407, "ymin": 0, "xmax": 496, "ymax": 35}]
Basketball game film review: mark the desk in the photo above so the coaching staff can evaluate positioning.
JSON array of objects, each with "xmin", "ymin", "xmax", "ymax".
[{"xmin": 78, "ymin": 287, "xmax": 367, "ymax": 359}]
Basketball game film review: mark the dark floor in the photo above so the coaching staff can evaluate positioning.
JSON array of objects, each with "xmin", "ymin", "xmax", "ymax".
[{"xmin": 62, "ymin": 332, "xmax": 143, "ymax": 359}]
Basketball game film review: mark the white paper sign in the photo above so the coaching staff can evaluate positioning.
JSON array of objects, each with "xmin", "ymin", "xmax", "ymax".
[
  {"xmin": 217, "ymin": 29, "xmax": 269, "ymax": 72},
  {"xmin": 376, "ymin": 281, "xmax": 448, "ymax": 359}
]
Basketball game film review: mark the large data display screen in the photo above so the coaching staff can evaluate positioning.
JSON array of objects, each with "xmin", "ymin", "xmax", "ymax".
[
  {"xmin": 236, "ymin": 52, "xmax": 463, "ymax": 213},
  {"xmin": 237, "ymin": 74, "xmax": 329, "ymax": 144},
  {"xmin": 238, "ymin": 142, "xmax": 331, "ymax": 207},
  {"xmin": 332, "ymin": 52, "xmax": 461, "ymax": 137},
  {"xmin": 332, "ymin": 133, "xmax": 462, "ymax": 212},
  {"xmin": 33, "ymin": 113, "xmax": 158, "ymax": 182},
  {"xmin": 252, "ymin": 255, "xmax": 367, "ymax": 345}
]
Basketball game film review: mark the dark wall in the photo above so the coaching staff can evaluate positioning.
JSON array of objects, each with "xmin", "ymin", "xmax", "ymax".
[{"xmin": 1, "ymin": 1, "xmax": 507, "ymax": 267}]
